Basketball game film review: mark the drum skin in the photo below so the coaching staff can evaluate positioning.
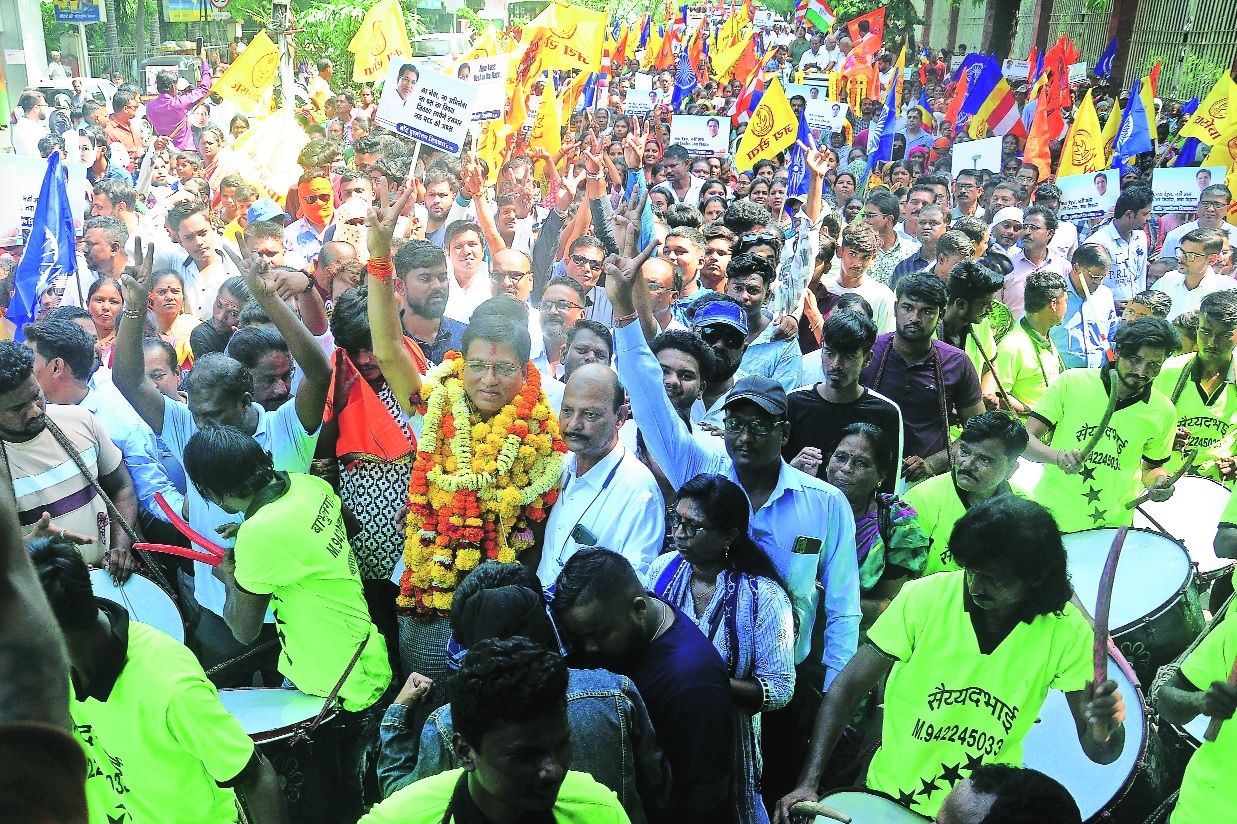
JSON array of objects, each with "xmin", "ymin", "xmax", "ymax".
[
  {"xmin": 1133, "ymin": 476, "xmax": 1234, "ymax": 584},
  {"xmin": 816, "ymin": 789, "xmax": 929, "ymax": 822},
  {"xmin": 89, "ymin": 569, "xmax": 184, "ymax": 642}
]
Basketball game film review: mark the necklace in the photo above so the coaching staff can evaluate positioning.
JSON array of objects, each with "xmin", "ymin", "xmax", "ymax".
[{"xmin": 650, "ymin": 597, "xmax": 672, "ymax": 641}]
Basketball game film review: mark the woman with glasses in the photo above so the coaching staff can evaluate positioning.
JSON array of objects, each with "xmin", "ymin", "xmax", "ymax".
[
  {"xmin": 647, "ymin": 473, "xmax": 795, "ymax": 824},
  {"xmin": 823, "ymin": 424, "xmax": 928, "ymax": 633}
]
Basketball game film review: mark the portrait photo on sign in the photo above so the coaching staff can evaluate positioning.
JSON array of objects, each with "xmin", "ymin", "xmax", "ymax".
[
  {"xmin": 806, "ymin": 99, "xmax": 848, "ymax": 134},
  {"xmin": 457, "ymin": 57, "xmax": 507, "ymax": 122},
  {"xmin": 670, "ymin": 114, "xmax": 729, "ymax": 156},
  {"xmin": 374, "ymin": 60, "xmax": 477, "ymax": 155},
  {"xmin": 1057, "ymin": 169, "xmax": 1119, "ymax": 221},
  {"xmin": 1152, "ymin": 166, "xmax": 1227, "ymax": 215}
]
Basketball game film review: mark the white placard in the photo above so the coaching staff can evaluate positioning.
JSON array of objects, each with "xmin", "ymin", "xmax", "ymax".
[
  {"xmin": 1002, "ymin": 59, "xmax": 1030, "ymax": 80},
  {"xmin": 950, "ymin": 135, "xmax": 1003, "ymax": 176},
  {"xmin": 670, "ymin": 114, "xmax": 729, "ymax": 157},
  {"xmin": 458, "ymin": 57, "xmax": 506, "ymax": 122},
  {"xmin": 5, "ymin": 49, "xmax": 25, "ymax": 65},
  {"xmin": 0, "ymin": 155, "xmax": 89, "ymax": 247},
  {"xmin": 1152, "ymin": 166, "xmax": 1226, "ymax": 215},
  {"xmin": 375, "ymin": 61, "xmax": 478, "ymax": 155},
  {"xmin": 144, "ymin": 64, "xmax": 179, "ymax": 95},
  {"xmin": 624, "ymin": 90, "xmax": 658, "ymax": 117},
  {"xmin": 950, "ymin": 55, "xmax": 965, "ymax": 72},
  {"xmin": 805, "ymin": 99, "xmax": 848, "ymax": 133},
  {"xmin": 1058, "ymin": 169, "xmax": 1119, "ymax": 221},
  {"xmin": 1068, "ymin": 62, "xmax": 1088, "ymax": 85},
  {"xmin": 631, "ymin": 73, "xmax": 653, "ymax": 91},
  {"xmin": 754, "ymin": 8, "xmax": 773, "ymax": 28}
]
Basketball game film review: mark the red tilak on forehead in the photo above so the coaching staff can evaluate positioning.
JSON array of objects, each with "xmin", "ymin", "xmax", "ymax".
[{"xmin": 485, "ymin": 343, "xmax": 501, "ymax": 358}]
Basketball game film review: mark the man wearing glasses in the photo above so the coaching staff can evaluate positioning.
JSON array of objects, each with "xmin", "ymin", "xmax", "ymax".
[
  {"xmin": 1151, "ymin": 228, "xmax": 1236, "ymax": 321},
  {"xmin": 950, "ymin": 170, "xmax": 986, "ymax": 222},
  {"xmin": 532, "ymin": 276, "xmax": 588, "ymax": 382},
  {"xmin": 1050, "ymin": 244, "xmax": 1120, "ymax": 369},
  {"xmin": 1159, "ymin": 185, "xmax": 1237, "ymax": 267},
  {"xmin": 1002, "ymin": 205, "xmax": 1072, "ymax": 318},
  {"xmin": 563, "ymin": 237, "xmax": 613, "ymax": 326},
  {"xmin": 103, "ymin": 86, "xmax": 145, "ymax": 171},
  {"xmin": 609, "ymin": 254, "xmax": 859, "ymax": 798}
]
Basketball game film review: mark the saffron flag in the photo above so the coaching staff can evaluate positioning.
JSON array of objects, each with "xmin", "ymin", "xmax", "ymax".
[
  {"xmin": 523, "ymin": 0, "xmax": 607, "ymax": 73},
  {"xmin": 529, "ymin": 76, "xmax": 562, "ymax": 159},
  {"xmin": 211, "ymin": 29, "xmax": 280, "ymax": 114},
  {"xmin": 1180, "ymin": 73, "xmax": 1237, "ymax": 144},
  {"xmin": 735, "ymin": 77, "xmax": 797, "ymax": 171},
  {"xmin": 642, "ymin": 28, "xmax": 662, "ymax": 70},
  {"xmin": 347, "ymin": 0, "xmax": 413, "ymax": 84},
  {"xmin": 1057, "ymin": 89, "xmax": 1104, "ymax": 178},
  {"xmin": 11, "ymin": 151, "xmax": 76, "ymax": 338},
  {"xmin": 944, "ymin": 69, "xmax": 969, "ymax": 137},
  {"xmin": 687, "ymin": 16, "xmax": 709, "ymax": 85},
  {"xmin": 1022, "ymin": 84, "xmax": 1053, "ymax": 182},
  {"xmin": 1112, "ymin": 76, "xmax": 1156, "ymax": 163},
  {"xmin": 714, "ymin": 35, "xmax": 755, "ymax": 81},
  {"xmin": 1095, "ymin": 37, "xmax": 1117, "ymax": 82},
  {"xmin": 847, "ymin": 8, "xmax": 885, "ymax": 59},
  {"xmin": 805, "ymin": 0, "xmax": 836, "ymax": 32},
  {"xmin": 610, "ymin": 25, "xmax": 630, "ymax": 69}
]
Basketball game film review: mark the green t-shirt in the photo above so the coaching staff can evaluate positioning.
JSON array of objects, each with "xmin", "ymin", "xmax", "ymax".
[
  {"xmin": 74, "ymin": 620, "xmax": 255, "ymax": 824},
  {"xmin": 235, "ymin": 473, "xmax": 392, "ymax": 712},
  {"xmin": 1028, "ymin": 367, "xmax": 1176, "ymax": 533},
  {"xmin": 1173, "ymin": 607, "xmax": 1237, "ymax": 823},
  {"xmin": 994, "ymin": 319, "xmax": 1064, "ymax": 410},
  {"xmin": 937, "ymin": 316, "xmax": 998, "ymax": 381},
  {"xmin": 904, "ymin": 475, "xmax": 1027, "ymax": 576},
  {"xmin": 1153, "ymin": 353, "xmax": 1237, "ymax": 485},
  {"xmin": 865, "ymin": 572, "xmax": 1093, "ymax": 818},
  {"xmin": 359, "ymin": 768, "xmax": 631, "ymax": 824}
]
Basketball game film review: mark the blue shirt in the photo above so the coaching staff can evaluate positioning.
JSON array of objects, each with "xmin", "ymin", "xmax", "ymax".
[
  {"xmin": 616, "ymin": 322, "xmax": 860, "ymax": 688},
  {"xmin": 1050, "ymin": 276, "xmax": 1118, "ymax": 369},
  {"xmin": 738, "ymin": 320, "xmax": 803, "ymax": 393}
]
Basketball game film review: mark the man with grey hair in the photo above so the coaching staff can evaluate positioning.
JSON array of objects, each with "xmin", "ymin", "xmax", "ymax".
[
  {"xmin": 81, "ymin": 216, "xmax": 130, "ymax": 279},
  {"xmin": 1159, "ymin": 184, "xmax": 1237, "ymax": 266},
  {"xmin": 47, "ymin": 50, "xmax": 71, "ymax": 80},
  {"xmin": 1051, "ymin": 244, "xmax": 1120, "ymax": 369}
]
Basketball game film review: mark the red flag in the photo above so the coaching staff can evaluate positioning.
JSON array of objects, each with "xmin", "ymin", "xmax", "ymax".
[
  {"xmin": 688, "ymin": 18, "xmax": 709, "ymax": 84},
  {"xmin": 1026, "ymin": 47, "xmax": 1038, "ymax": 86},
  {"xmin": 1023, "ymin": 84, "xmax": 1053, "ymax": 181},
  {"xmin": 611, "ymin": 25, "xmax": 630, "ymax": 69},
  {"xmin": 730, "ymin": 38, "xmax": 760, "ymax": 85},
  {"xmin": 1149, "ymin": 61, "xmax": 1162, "ymax": 96},
  {"xmin": 847, "ymin": 8, "xmax": 885, "ymax": 59},
  {"xmin": 945, "ymin": 70, "xmax": 968, "ymax": 136},
  {"xmin": 654, "ymin": 25, "xmax": 676, "ymax": 71}
]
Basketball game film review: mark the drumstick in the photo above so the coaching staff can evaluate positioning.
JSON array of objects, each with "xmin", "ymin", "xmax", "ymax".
[
  {"xmin": 154, "ymin": 492, "xmax": 227, "ymax": 557},
  {"xmin": 1069, "ymin": 592, "xmax": 1141, "ymax": 686},
  {"xmin": 789, "ymin": 801, "xmax": 853, "ymax": 823},
  {"xmin": 1203, "ymin": 655, "xmax": 1237, "ymax": 742},
  {"xmin": 134, "ymin": 542, "xmax": 222, "ymax": 567},
  {"xmin": 1092, "ymin": 526, "xmax": 1129, "ymax": 738},
  {"xmin": 1125, "ymin": 448, "xmax": 1198, "ymax": 509},
  {"xmin": 970, "ymin": 327, "xmax": 1015, "ymax": 412},
  {"xmin": 1077, "ymin": 377, "xmax": 1119, "ymax": 466}
]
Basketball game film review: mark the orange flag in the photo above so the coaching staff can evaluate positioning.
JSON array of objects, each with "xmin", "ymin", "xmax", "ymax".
[
  {"xmin": 611, "ymin": 25, "xmax": 630, "ymax": 69},
  {"xmin": 654, "ymin": 25, "xmax": 677, "ymax": 71},
  {"xmin": 1023, "ymin": 85, "xmax": 1054, "ymax": 181},
  {"xmin": 944, "ymin": 70, "xmax": 968, "ymax": 136},
  {"xmin": 688, "ymin": 17, "xmax": 709, "ymax": 84}
]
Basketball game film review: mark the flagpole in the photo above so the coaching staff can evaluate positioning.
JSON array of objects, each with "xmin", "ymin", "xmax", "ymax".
[{"xmin": 272, "ymin": 0, "xmax": 295, "ymax": 112}]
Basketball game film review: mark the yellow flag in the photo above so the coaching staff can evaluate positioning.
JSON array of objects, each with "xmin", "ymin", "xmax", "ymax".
[
  {"xmin": 348, "ymin": 0, "xmax": 412, "ymax": 84},
  {"xmin": 561, "ymin": 70, "xmax": 592, "ymax": 115},
  {"xmin": 735, "ymin": 77, "xmax": 797, "ymax": 172},
  {"xmin": 1100, "ymin": 97, "xmax": 1122, "ymax": 166},
  {"xmin": 1056, "ymin": 89, "xmax": 1105, "ymax": 178},
  {"xmin": 529, "ymin": 77, "xmax": 562, "ymax": 160},
  {"xmin": 642, "ymin": 28, "xmax": 663, "ymax": 71},
  {"xmin": 228, "ymin": 109, "xmax": 309, "ymax": 201},
  {"xmin": 522, "ymin": 0, "xmax": 606, "ymax": 74},
  {"xmin": 210, "ymin": 30, "xmax": 280, "ymax": 115},
  {"xmin": 461, "ymin": 27, "xmax": 499, "ymax": 63},
  {"xmin": 1202, "ymin": 121, "xmax": 1237, "ymax": 226},
  {"xmin": 712, "ymin": 35, "xmax": 750, "ymax": 80},
  {"xmin": 1180, "ymin": 73, "xmax": 1237, "ymax": 144}
]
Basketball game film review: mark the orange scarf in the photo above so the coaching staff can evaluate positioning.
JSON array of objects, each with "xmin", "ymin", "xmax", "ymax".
[{"xmin": 328, "ymin": 342, "xmax": 428, "ymax": 460}]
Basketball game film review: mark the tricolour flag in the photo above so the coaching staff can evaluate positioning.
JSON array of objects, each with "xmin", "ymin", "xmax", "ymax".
[
  {"xmin": 805, "ymin": 0, "xmax": 836, "ymax": 32},
  {"xmin": 12, "ymin": 151, "xmax": 78, "ymax": 338}
]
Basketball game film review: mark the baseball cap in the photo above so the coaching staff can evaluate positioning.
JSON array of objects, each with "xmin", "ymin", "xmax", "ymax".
[
  {"xmin": 723, "ymin": 375, "xmax": 789, "ymax": 418},
  {"xmin": 692, "ymin": 299, "xmax": 748, "ymax": 335},
  {"xmin": 247, "ymin": 197, "xmax": 292, "ymax": 224}
]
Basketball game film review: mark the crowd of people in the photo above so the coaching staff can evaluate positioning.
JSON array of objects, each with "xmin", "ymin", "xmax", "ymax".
[{"xmin": 2, "ymin": 10, "xmax": 1237, "ymax": 824}]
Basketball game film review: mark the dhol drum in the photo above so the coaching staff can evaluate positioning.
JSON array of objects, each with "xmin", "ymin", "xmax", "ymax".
[
  {"xmin": 1134, "ymin": 476, "xmax": 1234, "ymax": 585},
  {"xmin": 809, "ymin": 789, "xmax": 929, "ymax": 822},
  {"xmin": 219, "ymin": 689, "xmax": 344, "ymax": 824},
  {"xmin": 1064, "ymin": 528, "xmax": 1204, "ymax": 685},
  {"xmin": 1022, "ymin": 657, "xmax": 1168, "ymax": 823},
  {"xmin": 90, "ymin": 569, "xmax": 184, "ymax": 642}
]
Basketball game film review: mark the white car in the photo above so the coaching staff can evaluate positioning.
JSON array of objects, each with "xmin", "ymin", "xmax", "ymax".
[{"xmin": 409, "ymin": 33, "xmax": 473, "ymax": 74}]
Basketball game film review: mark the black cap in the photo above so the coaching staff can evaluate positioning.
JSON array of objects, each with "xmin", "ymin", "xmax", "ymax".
[{"xmin": 723, "ymin": 375, "xmax": 788, "ymax": 418}]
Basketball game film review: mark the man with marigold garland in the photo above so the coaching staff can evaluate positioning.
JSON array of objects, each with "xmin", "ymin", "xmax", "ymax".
[{"xmin": 365, "ymin": 177, "xmax": 569, "ymax": 725}]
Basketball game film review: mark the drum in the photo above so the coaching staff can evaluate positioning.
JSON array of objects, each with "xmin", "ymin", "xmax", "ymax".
[
  {"xmin": 1064, "ymin": 528, "xmax": 1204, "ymax": 685},
  {"xmin": 1022, "ymin": 657, "xmax": 1168, "ymax": 823},
  {"xmin": 90, "ymin": 569, "xmax": 184, "ymax": 642},
  {"xmin": 1134, "ymin": 476, "xmax": 1234, "ymax": 585},
  {"xmin": 219, "ymin": 689, "xmax": 344, "ymax": 824},
  {"xmin": 811, "ymin": 789, "xmax": 928, "ymax": 822}
]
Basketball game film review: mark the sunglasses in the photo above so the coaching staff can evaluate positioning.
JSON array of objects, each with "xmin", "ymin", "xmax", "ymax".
[
  {"xmin": 302, "ymin": 193, "xmax": 331, "ymax": 204},
  {"xmin": 722, "ymin": 416, "xmax": 783, "ymax": 436},
  {"xmin": 699, "ymin": 326, "xmax": 745, "ymax": 348},
  {"xmin": 570, "ymin": 254, "xmax": 603, "ymax": 272},
  {"xmin": 490, "ymin": 269, "xmax": 530, "ymax": 283}
]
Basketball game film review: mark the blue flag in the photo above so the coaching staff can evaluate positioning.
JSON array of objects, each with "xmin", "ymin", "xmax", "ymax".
[
  {"xmin": 785, "ymin": 110, "xmax": 813, "ymax": 202},
  {"xmin": 1113, "ymin": 77, "xmax": 1154, "ymax": 164},
  {"xmin": 12, "ymin": 151, "xmax": 77, "ymax": 340},
  {"xmin": 1174, "ymin": 137, "xmax": 1203, "ymax": 167},
  {"xmin": 864, "ymin": 69, "xmax": 900, "ymax": 185},
  {"xmin": 639, "ymin": 17, "xmax": 651, "ymax": 49},
  {"xmin": 1096, "ymin": 37, "xmax": 1117, "ymax": 81},
  {"xmin": 581, "ymin": 73, "xmax": 597, "ymax": 110},
  {"xmin": 1181, "ymin": 97, "xmax": 1201, "ymax": 116},
  {"xmin": 670, "ymin": 47, "xmax": 697, "ymax": 112}
]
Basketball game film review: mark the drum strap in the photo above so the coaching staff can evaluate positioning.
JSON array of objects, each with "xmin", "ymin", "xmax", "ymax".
[{"xmin": 293, "ymin": 634, "xmax": 369, "ymax": 744}]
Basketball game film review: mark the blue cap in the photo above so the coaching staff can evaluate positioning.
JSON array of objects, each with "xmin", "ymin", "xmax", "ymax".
[
  {"xmin": 692, "ymin": 299, "xmax": 748, "ymax": 335},
  {"xmin": 247, "ymin": 197, "xmax": 292, "ymax": 225}
]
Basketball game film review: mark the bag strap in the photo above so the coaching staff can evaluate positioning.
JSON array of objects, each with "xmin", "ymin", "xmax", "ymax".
[{"xmin": 293, "ymin": 634, "xmax": 369, "ymax": 743}]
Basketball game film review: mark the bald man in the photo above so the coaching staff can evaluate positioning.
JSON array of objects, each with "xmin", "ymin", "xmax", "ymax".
[
  {"xmin": 489, "ymin": 248, "xmax": 534, "ymax": 303},
  {"xmin": 533, "ymin": 363, "xmax": 665, "ymax": 586}
]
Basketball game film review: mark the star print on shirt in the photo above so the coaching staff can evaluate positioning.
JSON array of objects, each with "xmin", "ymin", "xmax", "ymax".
[
  {"xmin": 1083, "ymin": 487, "xmax": 1102, "ymax": 504},
  {"xmin": 917, "ymin": 776, "xmax": 942, "ymax": 798},
  {"xmin": 940, "ymin": 762, "xmax": 964, "ymax": 786},
  {"xmin": 963, "ymin": 753, "xmax": 985, "ymax": 773},
  {"xmin": 1080, "ymin": 464, "xmax": 1097, "ymax": 483},
  {"xmin": 896, "ymin": 790, "xmax": 917, "ymax": 807},
  {"xmin": 1090, "ymin": 505, "xmax": 1107, "ymax": 524}
]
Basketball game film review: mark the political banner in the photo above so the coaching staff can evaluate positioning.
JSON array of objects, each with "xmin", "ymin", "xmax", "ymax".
[
  {"xmin": 1057, "ymin": 169, "xmax": 1119, "ymax": 221},
  {"xmin": 805, "ymin": 99, "xmax": 848, "ymax": 133},
  {"xmin": 1001, "ymin": 59, "xmax": 1030, "ymax": 80},
  {"xmin": 459, "ymin": 57, "xmax": 507, "ymax": 122},
  {"xmin": 0, "ymin": 155, "xmax": 88, "ymax": 247},
  {"xmin": 950, "ymin": 135, "xmax": 1002, "ymax": 176},
  {"xmin": 670, "ymin": 114, "xmax": 729, "ymax": 156},
  {"xmin": 1152, "ymin": 166, "xmax": 1227, "ymax": 215},
  {"xmin": 1068, "ymin": 62, "xmax": 1088, "ymax": 85},
  {"xmin": 375, "ymin": 61, "xmax": 478, "ymax": 154},
  {"xmin": 53, "ymin": 0, "xmax": 102, "ymax": 24}
]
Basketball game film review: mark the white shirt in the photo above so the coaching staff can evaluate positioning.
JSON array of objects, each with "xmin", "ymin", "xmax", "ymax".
[
  {"xmin": 12, "ymin": 117, "xmax": 49, "ymax": 157},
  {"xmin": 536, "ymin": 443, "xmax": 665, "ymax": 586},
  {"xmin": 824, "ymin": 274, "xmax": 896, "ymax": 333},
  {"xmin": 1160, "ymin": 220, "xmax": 1237, "ymax": 264},
  {"xmin": 1048, "ymin": 220, "xmax": 1079, "ymax": 262},
  {"xmin": 443, "ymin": 261, "xmax": 492, "ymax": 323},
  {"xmin": 176, "ymin": 248, "xmax": 244, "ymax": 319},
  {"xmin": 1152, "ymin": 268, "xmax": 1237, "ymax": 320},
  {"xmin": 1092, "ymin": 221, "xmax": 1149, "ymax": 304}
]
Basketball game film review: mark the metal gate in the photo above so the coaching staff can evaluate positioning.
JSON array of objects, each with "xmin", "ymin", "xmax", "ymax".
[
  {"xmin": 1046, "ymin": 0, "xmax": 1115, "ymax": 74},
  {"xmin": 1127, "ymin": 0, "xmax": 1237, "ymax": 102},
  {"xmin": 1010, "ymin": 0, "xmax": 1039, "ymax": 62},
  {"xmin": 955, "ymin": 2, "xmax": 989, "ymax": 55}
]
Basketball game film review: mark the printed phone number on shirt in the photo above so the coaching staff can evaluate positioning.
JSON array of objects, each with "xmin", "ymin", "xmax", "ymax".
[{"xmin": 910, "ymin": 719, "xmax": 1005, "ymax": 756}]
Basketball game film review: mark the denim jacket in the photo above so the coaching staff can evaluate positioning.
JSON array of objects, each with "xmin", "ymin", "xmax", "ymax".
[{"xmin": 378, "ymin": 668, "xmax": 672, "ymax": 824}]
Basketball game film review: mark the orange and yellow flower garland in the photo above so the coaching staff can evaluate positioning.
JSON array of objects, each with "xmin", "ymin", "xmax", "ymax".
[{"xmin": 397, "ymin": 352, "xmax": 567, "ymax": 616}]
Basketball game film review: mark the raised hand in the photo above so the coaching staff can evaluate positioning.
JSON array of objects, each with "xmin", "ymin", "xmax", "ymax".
[
  {"xmin": 561, "ymin": 165, "xmax": 585, "ymax": 200},
  {"xmin": 603, "ymin": 239, "xmax": 661, "ymax": 295},
  {"xmin": 582, "ymin": 133, "xmax": 604, "ymax": 174},
  {"xmin": 120, "ymin": 237, "xmax": 156, "ymax": 306},
  {"xmin": 798, "ymin": 136, "xmax": 831, "ymax": 177},
  {"xmin": 622, "ymin": 117, "xmax": 648, "ymax": 168},
  {"xmin": 461, "ymin": 152, "xmax": 484, "ymax": 199},
  {"xmin": 368, "ymin": 174, "xmax": 415, "ymax": 260}
]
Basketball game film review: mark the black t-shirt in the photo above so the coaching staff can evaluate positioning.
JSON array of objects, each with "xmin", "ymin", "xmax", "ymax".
[
  {"xmin": 189, "ymin": 322, "xmax": 231, "ymax": 359},
  {"xmin": 783, "ymin": 384, "xmax": 903, "ymax": 494}
]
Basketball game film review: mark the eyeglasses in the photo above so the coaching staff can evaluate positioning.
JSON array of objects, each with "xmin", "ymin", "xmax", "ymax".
[
  {"xmin": 539, "ymin": 299, "xmax": 583, "ymax": 312},
  {"xmin": 645, "ymin": 281, "xmax": 668, "ymax": 293},
  {"xmin": 490, "ymin": 269, "xmax": 530, "ymax": 283},
  {"xmin": 1180, "ymin": 249, "xmax": 1210, "ymax": 263},
  {"xmin": 668, "ymin": 512, "xmax": 710, "ymax": 538},
  {"xmin": 1199, "ymin": 200, "xmax": 1229, "ymax": 211},
  {"xmin": 722, "ymin": 416, "xmax": 783, "ymax": 436},
  {"xmin": 464, "ymin": 360, "xmax": 521, "ymax": 378},
  {"xmin": 739, "ymin": 232, "xmax": 779, "ymax": 245},
  {"xmin": 699, "ymin": 326, "xmax": 745, "ymax": 348},
  {"xmin": 302, "ymin": 194, "xmax": 331, "ymax": 204},
  {"xmin": 570, "ymin": 254, "xmax": 604, "ymax": 272},
  {"xmin": 955, "ymin": 183, "xmax": 976, "ymax": 191}
]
